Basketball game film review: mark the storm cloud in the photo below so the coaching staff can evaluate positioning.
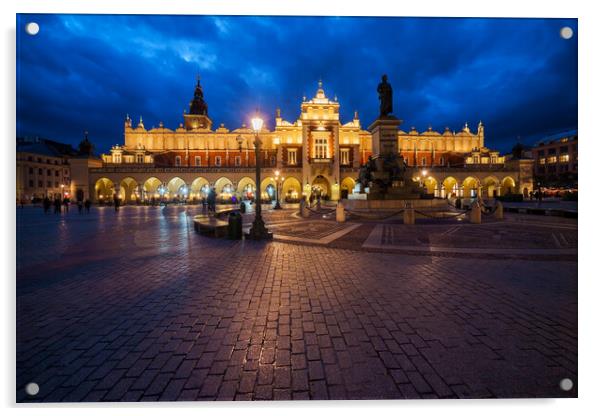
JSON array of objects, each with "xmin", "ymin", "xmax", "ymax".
[{"xmin": 16, "ymin": 14, "xmax": 577, "ymax": 153}]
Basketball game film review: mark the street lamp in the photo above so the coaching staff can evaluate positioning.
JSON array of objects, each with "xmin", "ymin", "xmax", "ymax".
[
  {"xmin": 420, "ymin": 169, "xmax": 428, "ymax": 190},
  {"xmin": 274, "ymin": 170, "xmax": 283, "ymax": 210},
  {"xmin": 246, "ymin": 111, "xmax": 272, "ymax": 240}
]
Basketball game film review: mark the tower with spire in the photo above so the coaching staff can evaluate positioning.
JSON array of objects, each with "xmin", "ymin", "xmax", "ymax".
[{"xmin": 183, "ymin": 74, "xmax": 212, "ymax": 130}]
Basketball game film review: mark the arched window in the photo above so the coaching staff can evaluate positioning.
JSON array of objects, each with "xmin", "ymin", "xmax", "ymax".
[
  {"xmin": 439, "ymin": 156, "xmax": 445, "ymax": 166},
  {"xmin": 195, "ymin": 156, "xmax": 201, "ymax": 166},
  {"xmin": 215, "ymin": 156, "xmax": 222, "ymax": 167},
  {"xmin": 175, "ymin": 155, "xmax": 181, "ymax": 166}
]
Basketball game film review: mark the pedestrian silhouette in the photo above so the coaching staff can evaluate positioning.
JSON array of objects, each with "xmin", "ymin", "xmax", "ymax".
[
  {"xmin": 53, "ymin": 198, "xmax": 61, "ymax": 214},
  {"xmin": 43, "ymin": 197, "xmax": 51, "ymax": 214},
  {"xmin": 84, "ymin": 199, "xmax": 91, "ymax": 214}
]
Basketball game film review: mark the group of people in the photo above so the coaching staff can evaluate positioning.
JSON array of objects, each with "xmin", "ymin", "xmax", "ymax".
[{"xmin": 42, "ymin": 197, "xmax": 92, "ymax": 214}]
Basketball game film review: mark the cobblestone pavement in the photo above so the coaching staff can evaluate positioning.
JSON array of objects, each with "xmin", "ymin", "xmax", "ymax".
[{"xmin": 16, "ymin": 205, "xmax": 577, "ymax": 402}]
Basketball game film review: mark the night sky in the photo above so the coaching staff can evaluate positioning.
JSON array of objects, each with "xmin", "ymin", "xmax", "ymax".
[{"xmin": 16, "ymin": 14, "xmax": 577, "ymax": 154}]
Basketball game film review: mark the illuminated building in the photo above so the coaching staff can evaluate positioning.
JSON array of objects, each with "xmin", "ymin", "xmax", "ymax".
[
  {"xmin": 532, "ymin": 130, "xmax": 578, "ymax": 186},
  {"xmin": 84, "ymin": 77, "xmax": 533, "ymax": 203}
]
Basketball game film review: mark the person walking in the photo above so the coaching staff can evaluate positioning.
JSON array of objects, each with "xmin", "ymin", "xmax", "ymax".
[
  {"xmin": 84, "ymin": 199, "xmax": 91, "ymax": 214},
  {"xmin": 77, "ymin": 200, "xmax": 83, "ymax": 214},
  {"xmin": 63, "ymin": 197, "xmax": 70, "ymax": 213},
  {"xmin": 43, "ymin": 196, "xmax": 51, "ymax": 214},
  {"xmin": 53, "ymin": 198, "xmax": 61, "ymax": 214},
  {"xmin": 113, "ymin": 194, "xmax": 120, "ymax": 212}
]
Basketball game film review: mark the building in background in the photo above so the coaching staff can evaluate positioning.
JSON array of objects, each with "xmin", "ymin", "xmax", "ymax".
[
  {"xmin": 16, "ymin": 135, "xmax": 102, "ymax": 203},
  {"xmin": 532, "ymin": 130, "xmax": 578, "ymax": 188},
  {"xmin": 16, "ymin": 138, "xmax": 74, "ymax": 202},
  {"xmin": 83, "ymin": 77, "xmax": 533, "ymax": 203}
]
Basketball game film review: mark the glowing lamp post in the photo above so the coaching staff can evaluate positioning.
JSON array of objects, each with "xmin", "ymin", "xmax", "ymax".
[
  {"xmin": 246, "ymin": 111, "xmax": 272, "ymax": 240},
  {"xmin": 421, "ymin": 169, "xmax": 428, "ymax": 191},
  {"xmin": 274, "ymin": 170, "xmax": 283, "ymax": 210}
]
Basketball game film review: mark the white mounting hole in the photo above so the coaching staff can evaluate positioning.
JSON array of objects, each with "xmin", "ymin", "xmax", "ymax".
[
  {"xmin": 560, "ymin": 27, "xmax": 573, "ymax": 40},
  {"xmin": 559, "ymin": 378, "xmax": 574, "ymax": 391},
  {"xmin": 25, "ymin": 22, "xmax": 40, "ymax": 36},
  {"xmin": 25, "ymin": 382, "xmax": 39, "ymax": 396}
]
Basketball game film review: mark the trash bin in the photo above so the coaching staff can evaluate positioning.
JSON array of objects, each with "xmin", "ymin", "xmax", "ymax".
[
  {"xmin": 239, "ymin": 201, "xmax": 246, "ymax": 214},
  {"xmin": 228, "ymin": 211, "xmax": 243, "ymax": 240}
]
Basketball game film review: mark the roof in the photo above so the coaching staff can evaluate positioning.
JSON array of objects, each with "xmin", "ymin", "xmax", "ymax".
[
  {"xmin": 533, "ymin": 129, "xmax": 578, "ymax": 146},
  {"xmin": 16, "ymin": 138, "xmax": 76, "ymax": 158}
]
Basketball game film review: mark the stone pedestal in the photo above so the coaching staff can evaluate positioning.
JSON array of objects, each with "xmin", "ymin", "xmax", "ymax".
[
  {"xmin": 368, "ymin": 116, "xmax": 402, "ymax": 159},
  {"xmin": 470, "ymin": 200, "xmax": 482, "ymax": 224},
  {"xmin": 403, "ymin": 203, "xmax": 415, "ymax": 225},
  {"xmin": 336, "ymin": 201, "xmax": 346, "ymax": 223},
  {"xmin": 300, "ymin": 199, "xmax": 310, "ymax": 218}
]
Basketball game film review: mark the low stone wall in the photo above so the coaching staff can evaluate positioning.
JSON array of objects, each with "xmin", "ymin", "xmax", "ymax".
[{"xmin": 341, "ymin": 198, "xmax": 448, "ymax": 210}]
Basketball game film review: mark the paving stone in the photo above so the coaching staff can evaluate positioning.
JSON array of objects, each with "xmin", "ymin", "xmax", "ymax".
[{"xmin": 16, "ymin": 207, "xmax": 577, "ymax": 401}]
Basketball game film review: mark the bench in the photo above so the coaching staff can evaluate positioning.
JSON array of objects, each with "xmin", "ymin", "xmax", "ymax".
[{"xmin": 193, "ymin": 215, "xmax": 229, "ymax": 237}]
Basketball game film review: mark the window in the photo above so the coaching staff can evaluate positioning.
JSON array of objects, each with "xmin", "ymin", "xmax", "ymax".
[
  {"xmin": 538, "ymin": 150, "xmax": 545, "ymax": 156},
  {"xmin": 47, "ymin": 181, "xmax": 51, "ymax": 187},
  {"xmin": 560, "ymin": 146, "xmax": 569, "ymax": 153},
  {"xmin": 340, "ymin": 149, "xmax": 350, "ymax": 165},
  {"xmin": 439, "ymin": 156, "xmax": 445, "ymax": 166},
  {"xmin": 55, "ymin": 171, "xmax": 59, "ymax": 176},
  {"xmin": 136, "ymin": 153, "xmax": 144, "ymax": 163},
  {"xmin": 548, "ymin": 148, "xmax": 556, "ymax": 155},
  {"xmin": 270, "ymin": 156, "xmax": 276, "ymax": 166},
  {"xmin": 287, "ymin": 149, "xmax": 297, "ymax": 165},
  {"xmin": 114, "ymin": 153, "xmax": 122, "ymax": 163},
  {"xmin": 38, "ymin": 180, "xmax": 42, "ymax": 187},
  {"xmin": 215, "ymin": 156, "xmax": 222, "ymax": 166},
  {"xmin": 28, "ymin": 167, "xmax": 33, "ymax": 174},
  {"xmin": 37, "ymin": 157, "xmax": 42, "ymax": 163},
  {"xmin": 559, "ymin": 154, "xmax": 570, "ymax": 163},
  {"xmin": 28, "ymin": 180, "xmax": 33, "ymax": 187},
  {"xmin": 539, "ymin": 158, "xmax": 546, "ymax": 165},
  {"xmin": 195, "ymin": 156, "xmax": 201, "ymax": 166},
  {"xmin": 314, "ymin": 138, "xmax": 328, "ymax": 159},
  {"xmin": 175, "ymin": 155, "xmax": 181, "ymax": 166},
  {"xmin": 55, "ymin": 181, "xmax": 59, "ymax": 187},
  {"xmin": 27, "ymin": 156, "xmax": 32, "ymax": 161},
  {"xmin": 47, "ymin": 169, "xmax": 51, "ymax": 176},
  {"xmin": 235, "ymin": 156, "xmax": 241, "ymax": 166},
  {"xmin": 421, "ymin": 157, "xmax": 426, "ymax": 166},
  {"xmin": 38, "ymin": 168, "xmax": 42, "ymax": 175},
  {"xmin": 547, "ymin": 156, "xmax": 557, "ymax": 163},
  {"xmin": 46, "ymin": 159, "xmax": 51, "ymax": 164}
]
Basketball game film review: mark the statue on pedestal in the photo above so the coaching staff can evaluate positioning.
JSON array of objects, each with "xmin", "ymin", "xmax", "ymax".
[{"xmin": 377, "ymin": 74, "xmax": 393, "ymax": 117}]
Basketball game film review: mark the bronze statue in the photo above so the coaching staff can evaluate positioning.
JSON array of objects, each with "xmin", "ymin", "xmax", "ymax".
[{"xmin": 377, "ymin": 74, "xmax": 393, "ymax": 117}]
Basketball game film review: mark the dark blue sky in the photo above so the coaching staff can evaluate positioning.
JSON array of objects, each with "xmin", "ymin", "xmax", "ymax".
[{"xmin": 16, "ymin": 14, "xmax": 577, "ymax": 154}]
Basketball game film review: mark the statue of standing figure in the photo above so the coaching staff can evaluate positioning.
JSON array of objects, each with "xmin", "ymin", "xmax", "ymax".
[{"xmin": 377, "ymin": 74, "xmax": 393, "ymax": 117}]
